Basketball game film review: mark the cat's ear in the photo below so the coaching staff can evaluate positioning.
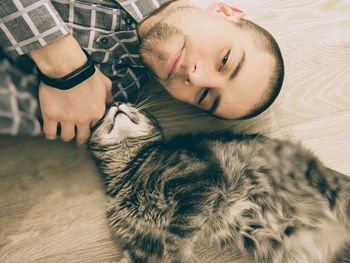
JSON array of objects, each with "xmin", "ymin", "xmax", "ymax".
[{"xmin": 207, "ymin": 1, "xmax": 245, "ymax": 23}]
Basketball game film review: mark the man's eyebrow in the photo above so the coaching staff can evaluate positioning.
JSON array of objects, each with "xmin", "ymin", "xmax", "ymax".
[
  {"xmin": 230, "ymin": 51, "xmax": 245, "ymax": 80},
  {"xmin": 207, "ymin": 96, "xmax": 221, "ymax": 115}
]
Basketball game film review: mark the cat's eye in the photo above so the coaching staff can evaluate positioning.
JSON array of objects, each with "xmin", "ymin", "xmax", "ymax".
[
  {"xmin": 198, "ymin": 88, "xmax": 209, "ymax": 104},
  {"xmin": 219, "ymin": 51, "xmax": 230, "ymax": 71}
]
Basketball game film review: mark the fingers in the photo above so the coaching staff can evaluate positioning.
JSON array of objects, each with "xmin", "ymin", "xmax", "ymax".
[
  {"xmin": 43, "ymin": 118, "xmax": 58, "ymax": 140},
  {"xmin": 43, "ymin": 120, "xmax": 91, "ymax": 146},
  {"xmin": 76, "ymin": 124, "xmax": 91, "ymax": 146},
  {"xmin": 38, "ymin": 71, "xmax": 110, "ymax": 145},
  {"xmin": 104, "ymin": 74, "xmax": 113, "ymax": 104},
  {"xmin": 90, "ymin": 104, "xmax": 106, "ymax": 128},
  {"xmin": 60, "ymin": 122, "xmax": 75, "ymax": 142},
  {"xmin": 106, "ymin": 90, "xmax": 113, "ymax": 104}
]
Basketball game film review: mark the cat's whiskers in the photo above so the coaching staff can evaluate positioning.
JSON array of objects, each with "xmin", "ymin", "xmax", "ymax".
[
  {"xmin": 85, "ymin": 130, "xmax": 99, "ymax": 149},
  {"xmin": 134, "ymin": 96, "xmax": 164, "ymax": 111},
  {"xmin": 85, "ymin": 120, "xmax": 112, "ymax": 149},
  {"xmin": 133, "ymin": 88, "xmax": 147, "ymax": 106},
  {"xmin": 134, "ymin": 96, "xmax": 152, "ymax": 109},
  {"xmin": 137, "ymin": 101, "xmax": 161, "ymax": 111}
]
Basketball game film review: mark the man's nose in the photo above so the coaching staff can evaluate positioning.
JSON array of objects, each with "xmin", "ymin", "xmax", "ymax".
[{"xmin": 187, "ymin": 60, "xmax": 217, "ymax": 88}]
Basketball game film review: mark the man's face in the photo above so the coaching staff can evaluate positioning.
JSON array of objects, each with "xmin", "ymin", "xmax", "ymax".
[{"xmin": 140, "ymin": 2, "xmax": 276, "ymax": 119}]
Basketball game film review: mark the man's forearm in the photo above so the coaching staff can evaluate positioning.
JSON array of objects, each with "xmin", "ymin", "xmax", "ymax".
[{"xmin": 29, "ymin": 34, "xmax": 87, "ymax": 78}]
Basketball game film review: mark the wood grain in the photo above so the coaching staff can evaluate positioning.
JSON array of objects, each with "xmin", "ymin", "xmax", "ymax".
[{"xmin": 1, "ymin": 0, "xmax": 349, "ymax": 262}]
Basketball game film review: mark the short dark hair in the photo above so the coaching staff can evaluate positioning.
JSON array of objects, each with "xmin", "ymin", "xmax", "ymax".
[{"xmin": 237, "ymin": 19, "xmax": 285, "ymax": 120}]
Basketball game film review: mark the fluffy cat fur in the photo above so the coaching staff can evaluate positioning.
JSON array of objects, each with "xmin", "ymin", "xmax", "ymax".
[{"xmin": 88, "ymin": 103, "xmax": 350, "ymax": 263}]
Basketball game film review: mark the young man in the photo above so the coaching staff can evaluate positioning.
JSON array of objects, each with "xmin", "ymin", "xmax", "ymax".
[{"xmin": 0, "ymin": 0, "xmax": 284, "ymax": 145}]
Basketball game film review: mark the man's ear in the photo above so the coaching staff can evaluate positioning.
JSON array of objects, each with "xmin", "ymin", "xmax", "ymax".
[{"xmin": 207, "ymin": 1, "xmax": 245, "ymax": 23}]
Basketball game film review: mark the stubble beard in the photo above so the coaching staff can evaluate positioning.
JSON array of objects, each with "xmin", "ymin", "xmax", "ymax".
[
  {"xmin": 139, "ymin": 4, "xmax": 200, "ymax": 81},
  {"xmin": 139, "ymin": 22, "xmax": 181, "ymax": 81}
]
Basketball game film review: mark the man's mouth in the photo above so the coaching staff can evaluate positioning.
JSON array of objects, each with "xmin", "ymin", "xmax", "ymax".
[{"xmin": 167, "ymin": 41, "xmax": 185, "ymax": 79}]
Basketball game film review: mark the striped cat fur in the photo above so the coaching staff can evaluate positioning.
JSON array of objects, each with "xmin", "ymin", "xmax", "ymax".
[{"xmin": 88, "ymin": 103, "xmax": 350, "ymax": 263}]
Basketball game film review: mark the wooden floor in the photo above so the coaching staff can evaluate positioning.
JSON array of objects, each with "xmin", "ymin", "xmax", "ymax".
[{"xmin": 1, "ymin": 0, "xmax": 349, "ymax": 262}]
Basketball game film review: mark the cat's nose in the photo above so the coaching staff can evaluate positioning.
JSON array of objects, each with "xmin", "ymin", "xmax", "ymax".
[{"xmin": 113, "ymin": 102, "xmax": 122, "ymax": 107}]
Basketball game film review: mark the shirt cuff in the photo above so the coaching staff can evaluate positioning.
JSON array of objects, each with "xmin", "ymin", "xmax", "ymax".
[{"xmin": 0, "ymin": 0, "xmax": 69, "ymax": 59}]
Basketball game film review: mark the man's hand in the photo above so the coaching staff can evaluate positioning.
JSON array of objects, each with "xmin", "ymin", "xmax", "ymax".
[
  {"xmin": 30, "ymin": 34, "xmax": 112, "ymax": 145},
  {"xmin": 39, "ymin": 68, "xmax": 112, "ymax": 145}
]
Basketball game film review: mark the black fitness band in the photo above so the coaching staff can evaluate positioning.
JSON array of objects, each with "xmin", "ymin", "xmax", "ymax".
[{"xmin": 36, "ymin": 48, "xmax": 96, "ymax": 90}]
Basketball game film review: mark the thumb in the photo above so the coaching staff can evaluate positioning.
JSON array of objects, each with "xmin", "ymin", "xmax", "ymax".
[
  {"xmin": 104, "ymin": 77, "xmax": 113, "ymax": 104},
  {"xmin": 106, "ymin": 89, "xmax": 113, "ymax": 104}
]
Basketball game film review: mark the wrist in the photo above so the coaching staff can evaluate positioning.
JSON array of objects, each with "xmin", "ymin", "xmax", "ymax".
[
  {"xmin": 37, "ymin": 48, "xmax": 96, "ymax": 90},
  {"xmin": 29, "ymin": 35, "xmax": 87, "ymax": 78}
]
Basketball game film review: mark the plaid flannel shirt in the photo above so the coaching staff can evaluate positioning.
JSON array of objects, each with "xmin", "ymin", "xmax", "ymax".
[{"xmin": 0, "ymin": 0, "xmax": 173, "ymax": 135}]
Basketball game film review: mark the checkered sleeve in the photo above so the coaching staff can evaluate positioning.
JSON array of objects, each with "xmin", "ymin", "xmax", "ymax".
[
  {"xmin": 115, "ymin": 0, "xmax": 175, "ymax": 23},
  {"xmin": 0, "ymin": 0, "xmax": 69, "ymax": 59}
]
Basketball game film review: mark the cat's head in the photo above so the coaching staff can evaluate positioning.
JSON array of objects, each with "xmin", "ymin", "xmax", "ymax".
[{"xmin": 88, "ymin": 102, "xmax": 162, "ymax": 148}]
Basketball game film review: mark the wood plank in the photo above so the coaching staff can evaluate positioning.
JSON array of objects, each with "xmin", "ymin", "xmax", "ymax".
[{"xmin": 1, "ymin": 0, "xmax": 350, "ymax": 262}]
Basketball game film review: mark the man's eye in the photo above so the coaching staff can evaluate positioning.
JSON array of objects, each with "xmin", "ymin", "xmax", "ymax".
[
  {"xmin": 198, "ymin": 88, "xmax": 209, "ymax": 104},
  {"xmin": 220, "ymin": 51, "xmax": 230, "ymax": 70}
]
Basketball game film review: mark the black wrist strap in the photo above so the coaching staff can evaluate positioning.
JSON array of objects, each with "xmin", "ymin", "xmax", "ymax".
[{"xmin": 36, "ymin": 48, "xmax": 96, "ymax": 90}]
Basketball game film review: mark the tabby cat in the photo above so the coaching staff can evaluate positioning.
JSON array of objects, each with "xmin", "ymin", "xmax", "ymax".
[{"xmin": 88, "ymin": 102, "xmax": 350, "ymax": 263}]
